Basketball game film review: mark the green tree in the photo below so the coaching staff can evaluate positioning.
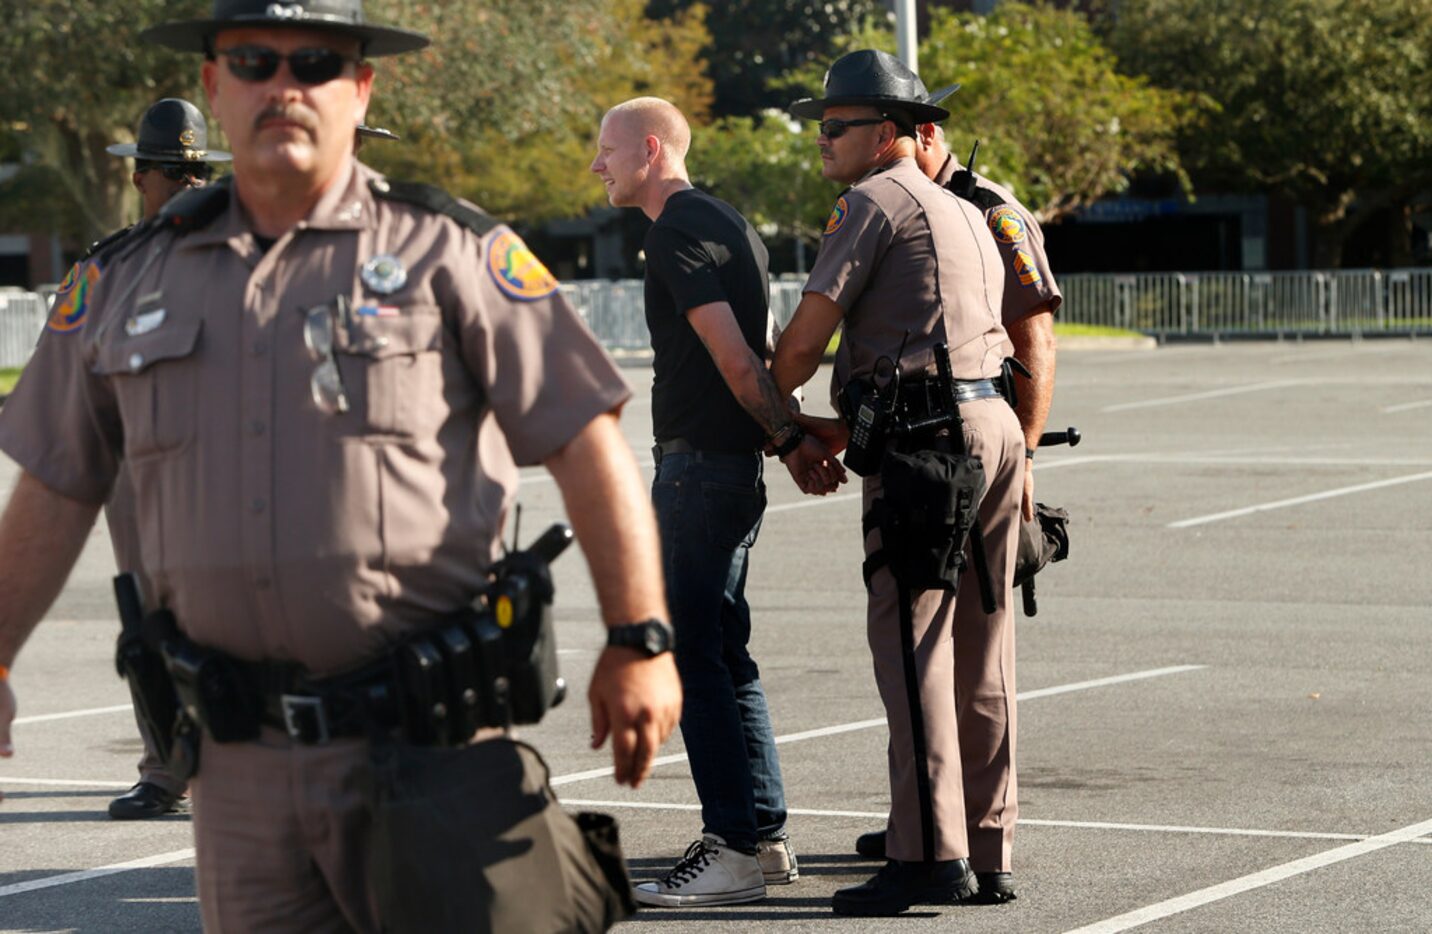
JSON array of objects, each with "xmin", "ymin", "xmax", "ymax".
[
  {"xmin": 647, "ymin": 0, "xmax": 888, "ymax": 116},
  {"xmin": 1109, "ymin": 0, "xmax": 1432, "ymax": 267},
  {"xmin": 0, "ymin": 0, "xmax": 207, "ymax": 244}
]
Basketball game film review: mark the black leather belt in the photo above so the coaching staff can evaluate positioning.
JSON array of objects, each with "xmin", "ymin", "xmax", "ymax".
[
  {"xmin": 249, "ymin": 658, "xmax": 400, "ymax": 745},
  {"xmin": 898, "ymin": 377, "xmax": 1003, "ymax": 422},
  {"xmin": 652, "ymin": 438, "xmax": 696, "ymax": 463}
]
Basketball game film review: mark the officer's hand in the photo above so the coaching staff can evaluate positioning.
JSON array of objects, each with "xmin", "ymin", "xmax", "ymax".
[
  {"xmin": 588, "ymin": 647, "xmax": 682, "ymax": 789},
  {"xmin": 1022, "ymin": 460, "xmax": 1035, "ymax": 522},
  {"xmin": 0, "ymin": 678, "xmax": 15, "ymax": 802},
  {"xmin": 796, "ymin": 414, "xmax": 849, "ymax": 456},
  {"xmin": 782, "ymin": 436, "xmax": 846, "ymax": 495}
]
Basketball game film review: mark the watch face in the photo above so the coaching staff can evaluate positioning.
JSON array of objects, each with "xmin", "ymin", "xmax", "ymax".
[{"xmin": 643, "ymin": 624, "xmax": 668, "ymax": 655}]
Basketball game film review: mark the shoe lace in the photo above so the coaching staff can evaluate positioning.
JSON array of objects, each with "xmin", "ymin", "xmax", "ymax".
[{"xmin": 663, "ymin": 839, "xmax": 719, "ymax": 887}]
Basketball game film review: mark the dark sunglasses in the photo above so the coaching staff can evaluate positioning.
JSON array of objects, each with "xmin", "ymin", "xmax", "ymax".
[
  {"xmin": 818, "ymin": 117, "xmax": 888, "ymax": 140},
  {"xmin": 217, "ymin": 45, "xmax": 358, "ymax": 85},
  {"xmin": 137, "ymin": 161, "xmax": 214, "ymax": 183}
]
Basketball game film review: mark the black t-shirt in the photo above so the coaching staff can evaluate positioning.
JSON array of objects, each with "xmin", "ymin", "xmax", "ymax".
[{"xmin": 643, "ymin": 188, "xmax": 770, "ymax": 452}]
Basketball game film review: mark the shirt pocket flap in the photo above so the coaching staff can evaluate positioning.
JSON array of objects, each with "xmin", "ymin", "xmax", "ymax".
[
  {"xmin": 94, "ymin": 317, "xmax": 204, "ymax": 376},
  {"xmin": 340, "ymin": 305, "xmax": 443, "ymax": 359}
]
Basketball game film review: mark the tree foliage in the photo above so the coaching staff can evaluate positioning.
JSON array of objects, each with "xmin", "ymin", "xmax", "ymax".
[
  {"xmin": 1108, "ymin": 0, "xmax": 1432, "ymax": 266},
  {"xmin": 0, "ymin": 0, "xmax": 207, "ymax": 243},
  {"xmin": 647, "ymin": 0, "xmax": 888, "ymax": 116}
]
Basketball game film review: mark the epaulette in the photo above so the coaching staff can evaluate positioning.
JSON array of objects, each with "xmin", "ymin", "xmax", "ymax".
[
  {"xmin": 157, "ymin": 176, "xmax": 232, "ymax": 233},
  {"xmin": 82, "ymin": 224, "xmax": 136, "ymax": 263},
  {"xmin": 370, "ymin": 178, "xmax": 499, "ymax": 237}
]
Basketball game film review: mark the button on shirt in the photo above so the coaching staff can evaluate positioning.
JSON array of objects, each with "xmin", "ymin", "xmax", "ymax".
[
  {"xmin": 933, "ymin": 155, "xmax": 1062, "ymax": 324},
  {"xmin": 0, "ymin": 160, "xmax": 629, "ymax": 675},
  {"xmin": 802, "ymin": 157, "xmax": 1011, "ymax": 393}
]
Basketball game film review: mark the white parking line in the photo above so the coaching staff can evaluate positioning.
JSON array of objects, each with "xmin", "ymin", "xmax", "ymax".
[
  {"xmin": 551, "ymin": 664, "xmax": 1204, "ymax": 787},
  {"xmin": 1101, "ymin": 379, "xmax": 1307, "ymax": 413},
  {"xmin": 0, "ymin": 777, "xmax": 131, "ymax": 788},
  {"xmin": 556, "ymin": 802, "xmax": 1429, "ymax": 847},
  {"xmin": 1168, "ymin": 470, "xmax": 1432, "ymax": 528},
  {"xmin": 1382, "ymin": 398, "xmax": 1432, "ymax": 414},
  {"xmin": 1062, "ymin": 816, "xmax": 1432, "ymax": 934},
  {"xmin": 0, "ymin": 849, "xmax": 195, "ymax": 899},
  {"xmin": 12, "ymin": 704, "xmax": 133, "ymax": 726}
]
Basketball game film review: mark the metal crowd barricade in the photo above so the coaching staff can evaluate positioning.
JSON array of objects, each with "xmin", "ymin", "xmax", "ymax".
[
  {"xmin": 1059, "ymin": 267, "xmax": 1432, "ymax": 338},
  {"xmin": 0, "ymin": 290, "xmax": 49, "ymax": 369}
]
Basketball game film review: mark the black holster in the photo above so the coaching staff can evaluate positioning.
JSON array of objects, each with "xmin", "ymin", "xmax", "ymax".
[
  {"xmin": 113, "ymin": 573, "xmax": 201, "ymax": 781},
  {"xmin": 863, "ymin": 445, "xmax": 985, "ymax": 592}
]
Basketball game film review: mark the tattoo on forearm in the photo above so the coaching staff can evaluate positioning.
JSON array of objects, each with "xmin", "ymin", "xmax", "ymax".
[{"xmin": 736, "ymin": 346, "xmax": 796, "ymax": 437}]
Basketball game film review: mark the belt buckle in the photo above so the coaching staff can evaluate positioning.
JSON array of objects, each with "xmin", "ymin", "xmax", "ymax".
[{"xmin": 280, "ymin": 694, "xmax": 330, "ymax": 745}]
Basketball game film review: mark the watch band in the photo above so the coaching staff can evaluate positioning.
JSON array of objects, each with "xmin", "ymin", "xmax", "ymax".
[
  {"xmin": 606, "ymin": 619, "xmax": 674, "ymax": 657},
  {"xmin": 772, "ymin": 424, "xmax": 805, "ymax": 458}
]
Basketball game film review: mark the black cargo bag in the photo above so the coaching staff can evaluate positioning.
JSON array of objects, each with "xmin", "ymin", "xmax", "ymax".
[
  {"xmin": 367, "ymin": 737, "xmax": 636, "ymax": 934},
  {"xmin": 867, "ymin": 447, "xmax": 986, "ymax": 592}
]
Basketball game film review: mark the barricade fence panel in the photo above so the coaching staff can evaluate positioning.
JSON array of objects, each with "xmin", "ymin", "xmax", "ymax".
[{"xmin": 2, "ymin": 269, "xmax": 1429, "ymax": 370}]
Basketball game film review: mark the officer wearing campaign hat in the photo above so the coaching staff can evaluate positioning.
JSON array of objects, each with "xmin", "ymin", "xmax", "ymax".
[
  {"xmin": 94, "ymin": 98, "xmax": 230, "ymax": 823},
  {"xmin": 0, "ymin": 1, "xmax": 679, "ymax": 931},
  {"xmin": 774, "ymin": 47, "xmax": 1026, "ymax": 916},
  {"xmin": 104, "ymin": 98, "xmax": 231, "ymax": 220}
]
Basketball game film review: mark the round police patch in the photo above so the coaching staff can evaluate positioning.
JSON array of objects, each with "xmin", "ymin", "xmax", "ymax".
[
  {"xmin": 487, "ymin": 231, "xmax": 558, "ymax": 301},
  {"xmin": 989, "ymin": 206, "xmax": 1027, "ymax": 245},
  {"xmin": 824, "ymin": 197, "xmax": 850, "ymax": 237},
  {"xmin": 47, "ymin": 262, "xmax": 101, "ymax": 333}
]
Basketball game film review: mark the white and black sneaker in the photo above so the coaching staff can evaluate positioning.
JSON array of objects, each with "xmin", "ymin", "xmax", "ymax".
[
  {"xmin": 632, "ymin": 834, "xmax": 767, "ymax": 907},
  {"xmin": 757, "ymin": 836, "xmax": 799, "ymax": 884}
]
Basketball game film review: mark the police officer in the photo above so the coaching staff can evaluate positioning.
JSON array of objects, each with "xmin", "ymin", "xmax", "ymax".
[
  {"xmin": 847, "ymin": 81, "xmax": 1065, "ymax": 904},
  {"xmin": 84, "ymin": 97, "xmax": 234, "ymax": 821},
  {"xmin": 771, "ymin": 49, "xmax": 1025, "ymax": 916},
  {"xmin": 0, "ymin": 1, "xmax": 681, "ymax": 930}
]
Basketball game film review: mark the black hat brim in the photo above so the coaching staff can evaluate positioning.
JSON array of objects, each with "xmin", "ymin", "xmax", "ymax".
[
  {"xmin": 140, "ymin": 18, "xmax": 430, "ymax": 57},
  {"xmin": 789, "ymin": 95, "xmax": 951, "ymax": 124},
  {"xmin": 105, "ymin": 142, "xmax": 234, "ymax": 163},
  {"xmin": 924, "ymin": 83, "xmax": 961, "ymax": 109}
]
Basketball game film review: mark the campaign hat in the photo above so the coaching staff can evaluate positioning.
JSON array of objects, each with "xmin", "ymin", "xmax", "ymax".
[
  {"xmin": 105, "ymin": 99, "xmax": 233, "ymax": 163},
  {"xmin": 141, "ymin": 0, "xmax": 430, "ymax": 58},
  {"xmin": 789, "ymin": 49, "xmax": 951, "ymax": 124}
]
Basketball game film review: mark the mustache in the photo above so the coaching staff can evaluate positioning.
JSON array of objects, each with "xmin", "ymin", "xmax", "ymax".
[{"xmin": 253, "ymin": 104, "xmax": 318, "ymax": 135}]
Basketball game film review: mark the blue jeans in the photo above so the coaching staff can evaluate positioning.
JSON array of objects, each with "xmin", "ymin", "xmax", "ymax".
[{"xmin": 651, "ymin": 450, "xmax": 788, "ymax": 852}]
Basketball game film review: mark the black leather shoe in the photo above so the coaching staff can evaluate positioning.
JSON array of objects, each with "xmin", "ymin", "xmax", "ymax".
[
  {"xmin": 831, "ymin": 859, "xmax": 976, "ymax": 916},
  {"xmin": 968, "ymin": 871, "xmax": 1017, "ymax": 904},
  {"xmin": 108, "ymin": 782, "xmax": 184, "ymax": 820},
  {"xmin": 854, "ymin": 829, "xmax": 886, "ymax": 859}
]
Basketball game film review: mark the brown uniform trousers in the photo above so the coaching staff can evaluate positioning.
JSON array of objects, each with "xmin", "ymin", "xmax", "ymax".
[{"xmin": 863, "ymin": 397, "xmax": 1024, "ymax": 868}]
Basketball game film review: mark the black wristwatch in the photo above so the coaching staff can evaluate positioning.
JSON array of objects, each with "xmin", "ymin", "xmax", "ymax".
[{"xmin": 606, "ymin": 619, "xmax": 675, "ymax": 657}]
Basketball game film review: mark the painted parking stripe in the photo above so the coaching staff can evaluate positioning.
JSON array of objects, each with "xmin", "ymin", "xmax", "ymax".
[
  {"xmin": 0, "ymin": 849, "xmax": 195, "ymax": 899},
  {"xmin": 551, "ymin": 664, "xmax": 1205, "ymax": 787},
  {"xmin": 1382, "ymin": 398, "xmax": 1432, "ymax": 414},
  {"xmin": 557, "ymin": 802, "xmax": 1431, "ymax": 847},
  {"xmin": 1062, "ymin": 816, "xmax": 1432, "ymax": 934},
  {"xmin": 13, "ymin": 704, "xmax": 133, "ymax": 726},
  {"xmin": 1101, "ymin": 379, "xmax": 1307, "ymax": 413},
  {"xmin": 0, "ymin": 777, "xmax": 132, "ymax": 788},
  {"xmin": 1169, "ymin": 469, "xmax": 1432, "ymax": 528}
]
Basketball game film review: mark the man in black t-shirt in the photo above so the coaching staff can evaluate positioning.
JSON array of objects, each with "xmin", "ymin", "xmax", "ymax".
[{"xmin": 591, "ymin": 97, "xmax": 844, "ymax": 907}]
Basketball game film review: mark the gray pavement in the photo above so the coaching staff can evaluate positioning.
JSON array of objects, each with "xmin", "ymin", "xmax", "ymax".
[{"xmin": 2, "ymin": 339, "xmax": 1430, "ymax": 933}]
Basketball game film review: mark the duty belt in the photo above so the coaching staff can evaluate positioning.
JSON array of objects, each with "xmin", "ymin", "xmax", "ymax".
[{"xmin": 898, "ymin": 377, "xmax": 1003, "ymax": 423}]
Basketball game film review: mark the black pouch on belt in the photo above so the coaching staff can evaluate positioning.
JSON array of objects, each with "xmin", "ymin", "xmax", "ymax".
[
  {"xmin": 868, "ymin": 447, "xmax": 986, "ymax": 592},
  {"xmin": 366, "ymin": 737, "xmax": 635, "ymax": 934}
]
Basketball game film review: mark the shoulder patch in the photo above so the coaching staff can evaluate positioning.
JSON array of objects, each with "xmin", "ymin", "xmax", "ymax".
[
  {"xmin": 989, "ymin": 206, "xmax": 1027, "ymax": 245},
  {"xmin": 1012, "ymin": 248, "xmax": 1042, "ymax": 286},
  {"xmin": 824, "ymin": 197, "xmax": 850, "ymax": 236},
  {"xmin": 47, "ymin": 261, "xmax": 102, "ymax": 333},
  {"xmin": 487, "ymin": 229, "xmax": 558, "ymax": 301},
  {"xmin": 371, "ymin": 178, "xmax": 499, "ymax": 237}
]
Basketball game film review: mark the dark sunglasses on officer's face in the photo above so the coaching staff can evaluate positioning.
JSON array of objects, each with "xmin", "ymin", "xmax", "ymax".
[
  {"xmin": 217, "ymin": 45, "xmax": 359, "ymax": 85},
  {"xmin": 818, "ymin": 117, "xmax": 889, "ymax": 140},
  {"xmin": 137, "ymin": 161, "xmax": 214, "ymax": 183}
]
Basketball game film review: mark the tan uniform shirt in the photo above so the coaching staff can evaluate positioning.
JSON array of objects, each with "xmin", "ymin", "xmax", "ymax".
[
  {"xmin": 0, "ymin": 159, "xmax": 627, "ymax": 675},
  {"xmin": 804, "ymin": 157, "xmax": 1011, "ymax": 392},
  {"xmin": 933, "ymin": 155, "xmax": 1062, "ymax": 323}
]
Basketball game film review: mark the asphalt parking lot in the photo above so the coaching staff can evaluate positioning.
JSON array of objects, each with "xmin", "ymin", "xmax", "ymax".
[{"xmin": 2, "ymin": 338, "xmax": 1430, "ymax": 933}]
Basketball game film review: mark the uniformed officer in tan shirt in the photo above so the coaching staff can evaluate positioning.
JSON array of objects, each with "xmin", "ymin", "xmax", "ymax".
[
  {"xmin": 771, "ymin": 49, "xmax": 1025, "ymax": 917},
  {"xmin": 847, "ymin": 81, "xmax": 1065, "ymax": 905},
  {"xmin": 0, "ymin": 1, "xmax": 681, "ymax": 930}
]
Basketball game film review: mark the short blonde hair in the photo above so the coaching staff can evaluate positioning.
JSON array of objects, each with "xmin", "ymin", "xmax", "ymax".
[{"xmin": 603, "ymin": 97, "xmax": 691, "ymax": 163}]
